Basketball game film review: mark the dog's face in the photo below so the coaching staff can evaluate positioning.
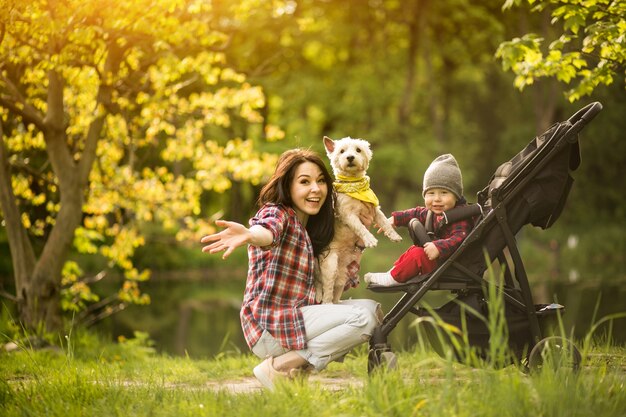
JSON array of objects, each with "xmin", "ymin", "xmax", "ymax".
[{"xmin": 323, "ymin": 136, "xmax": 373, "ymax": 177}]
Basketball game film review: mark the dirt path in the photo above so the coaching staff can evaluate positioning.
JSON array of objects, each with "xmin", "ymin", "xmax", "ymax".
[{"xmin": 205, "ymin": 375, "xmax": 364, "ymax": 394}]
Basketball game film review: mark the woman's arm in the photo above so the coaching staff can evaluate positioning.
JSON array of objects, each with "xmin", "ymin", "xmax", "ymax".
[{"xmin": 201, "ymin": 220, "xmax": 273, "ymax": 259}]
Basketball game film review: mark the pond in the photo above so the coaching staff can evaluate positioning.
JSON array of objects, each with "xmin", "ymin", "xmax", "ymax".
[{"xmin": 98, "ymin": 268, "xmax": 626, "ymax": 359}]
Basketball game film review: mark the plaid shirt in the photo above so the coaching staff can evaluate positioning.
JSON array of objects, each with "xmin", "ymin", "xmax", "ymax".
[
  {"xmin": 392, "ymin": 203, "xmax": 472, "ymax": 261},
  {"xmin": 240, "ymin": 204, "xmax": 317, "ymax": 351}
]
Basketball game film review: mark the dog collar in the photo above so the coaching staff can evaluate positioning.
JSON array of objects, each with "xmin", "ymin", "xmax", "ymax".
[{"xmin": 334, "ymin": 175, "xmax": 380, "ymax": 206}]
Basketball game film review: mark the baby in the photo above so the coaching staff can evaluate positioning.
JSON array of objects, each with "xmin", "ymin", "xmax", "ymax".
[{"xmin": 365, "ymin": 154, "xmax": 472, "ymax": 286}]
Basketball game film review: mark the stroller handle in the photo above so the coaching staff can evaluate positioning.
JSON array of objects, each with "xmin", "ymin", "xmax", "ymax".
[{"xmin": 565, "ymin": 101, "xmax": 603, "ymax": 143}]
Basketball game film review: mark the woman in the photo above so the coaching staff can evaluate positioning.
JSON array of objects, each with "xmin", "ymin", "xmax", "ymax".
[{"xmin": 201, "ymin": 149, "xmax": 381, "ymax": 389}]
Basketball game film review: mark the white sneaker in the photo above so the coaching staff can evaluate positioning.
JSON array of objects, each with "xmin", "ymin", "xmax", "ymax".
[
  {"xmin": 364, "ymin": 272, "xmax": 400, "ymax": 287},
  {"xmin": 253, "ymin": 357, "xmax": 306, "ymax": 390},
  {"xmin": 253, "ymin": 357, "xmax": 286, "ymax": 390}
]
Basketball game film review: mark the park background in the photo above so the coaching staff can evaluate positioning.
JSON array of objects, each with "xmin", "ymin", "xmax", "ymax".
[{"xmin": 0, "ymin": 0, "xmax": 624, "ymax": 358}]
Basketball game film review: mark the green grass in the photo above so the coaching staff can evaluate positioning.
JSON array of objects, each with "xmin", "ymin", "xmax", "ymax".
[
  {"xmin": 1, "ymin": 329, "xmax": 625, "ymax": 417},
  {"xmin": 2, "ymin": 264, "xmax": 625, "ymax": 416}
]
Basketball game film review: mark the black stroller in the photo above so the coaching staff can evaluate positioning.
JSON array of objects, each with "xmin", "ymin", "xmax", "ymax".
[{"xmin": 367, "ymin": 102, "xmax": 603, "ymax": 372}]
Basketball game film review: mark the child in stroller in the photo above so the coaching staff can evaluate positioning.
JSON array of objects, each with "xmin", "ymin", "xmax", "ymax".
[
  {"xmin": 365, "ymin": 102, "xmax": 603, "ymax": 373},
  {"xmin": 365, "ymin": 154, "xmax": 472, "ymax": 287}
]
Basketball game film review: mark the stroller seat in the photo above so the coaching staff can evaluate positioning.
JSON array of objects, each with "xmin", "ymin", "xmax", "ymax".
[{"xmin": 366, "ymin": 102, "xmax": 603, "ymax": 372}]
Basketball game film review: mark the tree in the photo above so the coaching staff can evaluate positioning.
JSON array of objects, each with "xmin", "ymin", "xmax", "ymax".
[
  {"xmin": 0, "ymin": 0, "xmax": 279, "ymax": 332},
  {"xmin": 220, "ymin": 0, "xmax": 511, "ymax": 203},
  {"xmin": 497, "ymin": 0, "xmax": 626, "ymax": 102}
]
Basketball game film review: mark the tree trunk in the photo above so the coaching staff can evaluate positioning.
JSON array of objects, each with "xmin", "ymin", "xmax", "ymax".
[
  {"xmin": 533, "ymin": 78, "xmax": 559, "ymax": 133},
  {"xmin": 0, "ymin": 61, "xmax": 114, "ymax": 331},
  {"xmin": 23, "ymin": 130, "xmax": 85, "ymax": 330},
  {"xmin": 532, "ymin": 10, "xmax": 560, "ymax": 134},
  {"xmin": 398, "ymin": 0, "xmax": 429, "ymax": 129},
  {"xmin": 0, "ymin": 120, "xmax": 37, "ymax": 308}
]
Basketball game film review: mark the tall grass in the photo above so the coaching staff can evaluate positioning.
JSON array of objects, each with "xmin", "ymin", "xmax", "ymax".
[
  {"xmin": 1, "ymin": 274, "xmax": 625, "ymax": 417},
  {"xmin": 1, "ymin": 335, "xmax": 625, "ymax": 416}
]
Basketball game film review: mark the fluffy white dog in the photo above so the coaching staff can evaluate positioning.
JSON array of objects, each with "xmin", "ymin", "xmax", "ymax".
[{"xmin": 316, "ymin": 136, "xmax": 402, "ymax": 304}]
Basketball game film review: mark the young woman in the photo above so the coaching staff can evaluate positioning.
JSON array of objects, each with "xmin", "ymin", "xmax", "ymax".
[{"xmin": 201, "ymin": 149, "xmax": 381, "ymax": 389}]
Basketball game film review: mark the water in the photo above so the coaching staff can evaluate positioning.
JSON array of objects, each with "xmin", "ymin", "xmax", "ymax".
[
  {"xmin": 98, "ymin": 270, "xmax": 626, "ymax": 359},
  {"xmin": 96, "ymin": 269, "xmax": 248, "ymax": 357}
]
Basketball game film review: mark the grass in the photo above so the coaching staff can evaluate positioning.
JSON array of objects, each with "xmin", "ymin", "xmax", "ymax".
[
  {"xmin": 1, "ymin": 326, "xmax": 625, "ymax": 417},
  {"xmin": 1, "ymin": 263, "xmax": 625, "ymax": 416}
]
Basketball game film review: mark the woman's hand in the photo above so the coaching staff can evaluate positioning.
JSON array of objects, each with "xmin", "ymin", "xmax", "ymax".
[
  {"xmin": 201, "ymin": 220, "xmax": 250, "ymax": 259},
  {"xmin": 359, "ymin": 211, "xmax": 374, "ymax": 228}
]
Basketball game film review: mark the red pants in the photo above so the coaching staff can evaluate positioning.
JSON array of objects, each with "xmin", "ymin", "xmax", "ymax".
[{"xmin": 390, "ymin": 246, "xmax": 438, "ymax": 283}]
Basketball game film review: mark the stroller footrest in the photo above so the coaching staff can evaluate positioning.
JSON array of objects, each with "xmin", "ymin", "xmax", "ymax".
[
  {"xmin": 367, "ymin": 274, "xmax": 428, "ymax": 293},
  {"xmin": 367, "ymin": 274, "xmax": 476, "ymax": 293},
  {"xmin": 367, "ymin": 283, "xmax": 414, "ymax": 293}
]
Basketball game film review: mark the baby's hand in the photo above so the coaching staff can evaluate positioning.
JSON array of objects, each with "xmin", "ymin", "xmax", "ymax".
[
  {"xmin": 376, "ymin": 216, "xmax": 395, "ymax": 234},
  {"xmin": 423, "ymin": 242, "xmax": 440, "ymax": 261}
]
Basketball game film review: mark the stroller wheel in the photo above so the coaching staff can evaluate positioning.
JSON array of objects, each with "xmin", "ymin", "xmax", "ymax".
[
  {"xmin": 528, "ymin": 336, "xmax": 581, "ymax": 372},
  {"xmin": 367, "ymin": 348, "xmax": 398, "ymax": 374},
  {"xmin": 380, "ymin": 351, "xmax": 398, "ymax": 370}
]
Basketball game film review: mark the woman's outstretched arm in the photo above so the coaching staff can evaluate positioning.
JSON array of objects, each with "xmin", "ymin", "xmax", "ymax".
[{"xmin": 201, "ymin": 220, "xmax": 272, "ymax": 259}]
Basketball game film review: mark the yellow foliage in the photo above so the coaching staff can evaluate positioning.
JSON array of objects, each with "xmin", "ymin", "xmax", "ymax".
[
  {"xmin": 119, "ymin": 280, "xmax": 150, "ymax": 304},
  {"xmin": 265, "ymin": 124, "xmax": 286, "ymax": 142},
  {"xmin": 20, "ymin": 212, "xmax": 31, "ymax": 229},
  {"xmin": 1, "ymin": 0, "xmax": 284, "ymax": 317}
]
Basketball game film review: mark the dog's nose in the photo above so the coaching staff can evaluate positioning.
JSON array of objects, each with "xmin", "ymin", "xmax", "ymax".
[{"xmin": 347, "ymin": 155, "xmax": 355, "ymax": 162}]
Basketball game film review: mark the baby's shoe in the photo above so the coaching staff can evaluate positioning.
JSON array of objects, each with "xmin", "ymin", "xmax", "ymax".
[{"xmin": 364, "ymin": 272, "xmax": 400, "ymax": 287}]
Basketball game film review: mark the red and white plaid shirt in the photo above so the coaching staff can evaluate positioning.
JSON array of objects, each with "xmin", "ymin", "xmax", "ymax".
[
  {"xmin": 240, "ymin": 204, "xmax": 317, "ymax": 351},
  {"xmin": 392, "ymin": 204, "xmax": 472, "ymax": 261}
]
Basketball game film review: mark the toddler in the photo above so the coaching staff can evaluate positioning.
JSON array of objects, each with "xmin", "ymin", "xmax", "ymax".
[{"xmin": 365, "ymin": 154, "xmax": 472, "ymax": 286}]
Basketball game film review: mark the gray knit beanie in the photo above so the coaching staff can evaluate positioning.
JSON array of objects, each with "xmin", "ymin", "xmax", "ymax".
[{"xmin": 422, "ymin": 154, "xmax": 463, "ymax": 200}]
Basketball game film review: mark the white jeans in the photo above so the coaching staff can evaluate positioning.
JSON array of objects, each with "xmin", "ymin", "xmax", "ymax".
[{"xmin": 251, "ymin": 299, "xmax": 382, "ymax": 371}]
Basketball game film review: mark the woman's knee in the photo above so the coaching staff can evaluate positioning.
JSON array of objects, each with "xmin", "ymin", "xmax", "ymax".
[
  {"xmin": 348, "ymin": 300, "xmax": 382, "ymax": 326},
  {"xmin": 342, "ymin": 299, "xmax": 382, "ymax": 321},
  {"xmin": 364, "ymin": 307, "xmax": 381, "ymax": 336},
  {"xmin": 347, "ymin": 305, "xmax": 380, "ymax": 340}
]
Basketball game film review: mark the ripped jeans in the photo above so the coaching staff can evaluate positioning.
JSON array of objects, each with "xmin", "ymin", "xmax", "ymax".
[{"xmin": 251, "ymin": 299, "xmax": 382, "ymax": 371}]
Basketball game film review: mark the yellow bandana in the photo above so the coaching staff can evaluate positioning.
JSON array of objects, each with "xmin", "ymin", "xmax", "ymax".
[{"xmin": 334, "ymin": 175, "xmax": 380, "ymax": 206}]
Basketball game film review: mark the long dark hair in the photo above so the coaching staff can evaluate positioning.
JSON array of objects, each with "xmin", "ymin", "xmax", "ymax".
[{"xmin": 258, "ymin": 149, "xmax": 335, "ymax": 256}]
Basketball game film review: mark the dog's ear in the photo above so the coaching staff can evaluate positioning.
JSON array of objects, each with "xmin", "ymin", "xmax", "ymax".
[
  {"xmin": 363, "ymin": 140, "xmax": 373, "ymax": 160},
  {"xmin": 323, "ymin": 136, "xmax": 335, "ymax": 153}
]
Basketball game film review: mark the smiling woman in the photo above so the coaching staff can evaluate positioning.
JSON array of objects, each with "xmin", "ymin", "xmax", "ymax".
[
  {"xmin": 200, "ymin": 148, "xmax": 382, "ymax": 389},
  {"xmin": 288, "ymin": 161, "xmax": 328, "ymax": 224}
]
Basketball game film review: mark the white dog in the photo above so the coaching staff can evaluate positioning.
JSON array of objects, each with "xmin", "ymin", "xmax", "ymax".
[{"xmin": 316, "ymin": 136, "xmax": 402, "ymax": 304}]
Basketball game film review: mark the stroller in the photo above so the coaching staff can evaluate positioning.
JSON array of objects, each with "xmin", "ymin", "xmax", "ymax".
[{"xmin": 366, "ymin": 102, "xmax": 603, "ymax": 372}]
